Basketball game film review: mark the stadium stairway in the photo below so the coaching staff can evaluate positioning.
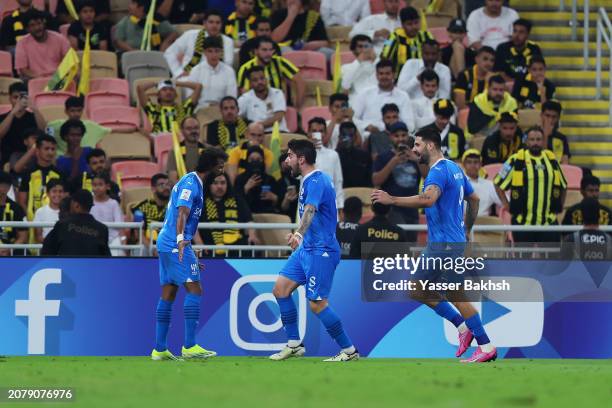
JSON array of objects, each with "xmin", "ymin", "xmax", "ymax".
[{"xmin": 514, "ymin": 0, "xmax": 612, "ymax": 206}]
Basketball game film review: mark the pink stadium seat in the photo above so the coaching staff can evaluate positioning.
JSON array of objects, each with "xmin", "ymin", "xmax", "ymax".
[
  {"xmin": 330, "ymin": 51, "xmax": 355, "ymax": 77},
  {"xmin": 33, "ymin": 91, "xmax": 74, "ymax": 108},
  {"xmin": 300, "ymin": 106, "xmax": 331, "ymax": 132},
  {"xmin": 111, "ymin": 161, "xmax": 159, "ymax": 190},
  {"xmin": 429, "ymin": 27, "xmax": 451, "ymax": 47},
  {"xmin": 457, "ymin": 107, "xmax": 469, "ymax": 130},
  {"xmin": 285, "ymin": 106, "xmax": 298, "ymax": 133},
  {"xmin": 0, "ymin": 51, "xmax": 12, "ymax": 76},
  {"xmin": 153, "ymin": 132, "xmax": 173, "ymax": 171},
  {"xmin": 89, "ymin": 106, "xmax": 140, "ymax": 132},
  {"xmin": 28, "ymin": 76, "xmax": 76, "ymax": 98},
  {"xmin": 0, "ymin": 104, "xmax": 11, "ymax": 114},
  {"xmin": 561, "ymin": 164, "xmax": 582, "ymax": 190},
  {"xmin": 283, "ymin": 51, "xmax": 327, "ymax": 80},
  {"xmin": 60, "ymin": 23, "xmax": 69, "ymax": 38},
  {"xmin": 483, "ymin": 163, "xmax": 502, "ymax": 180},
  {"xmin": 86, "ymin": 78, "xmax": 130, "ymax": 116}
]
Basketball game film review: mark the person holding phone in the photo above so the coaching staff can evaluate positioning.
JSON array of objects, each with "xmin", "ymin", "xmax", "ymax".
[{"xmin": 235, "ymin": 145, "xmax": 282, "ymax": 213}]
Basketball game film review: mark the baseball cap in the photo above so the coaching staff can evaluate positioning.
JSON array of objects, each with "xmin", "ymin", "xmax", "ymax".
[
  {"xmin": 157, "ymin": 79, "xmax": 175, "ymax": 91},
  {"xmin": 447, "ymin": 18, "xmax": 467, "ymax": 33},
  {"xmin": 433, "ymin": 99, "xmax": 455, "ymax": 118},
  {"xmin": 462, "ymin": 148, "xmax": 482, "ymax": 162},
  {"xmin": 389, "ymin": 121, "xmax": 408, "ymax": 133}
]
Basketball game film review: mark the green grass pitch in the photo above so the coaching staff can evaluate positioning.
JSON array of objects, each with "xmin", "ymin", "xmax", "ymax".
[{"xmin": 0, "ymin": 357, "xmax": 611, "ymax": 408}]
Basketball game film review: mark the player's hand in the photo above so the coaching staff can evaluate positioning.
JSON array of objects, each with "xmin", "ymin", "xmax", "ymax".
[
  {"xmin": 287, "ymin": 232, "xmax": 302, "ymax": 250},
  {"xmin": 178, "ymin": 239, "xmax": 189, "ymax": 262},
  {"xmin": 371, "ymin": 189, "xmax": 393, "ymax": 205}
]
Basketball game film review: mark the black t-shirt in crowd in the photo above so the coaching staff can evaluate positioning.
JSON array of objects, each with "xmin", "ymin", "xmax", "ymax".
[
  {"xmin": 270, "ymin": 9, "xmax": 328, "ymax": 44},
  {"xmin": 337, "ymin": 147, "xmax": 372, "ymax": 188},
  {"xmin": 41, "ymin": 213, "xmax": 111, "ymax": 256},
  {"xmin": 56, "ymin": 0, "xmax": 110, "ymax": 16},
  {"xmin": 337, "ymin": 221, "xmax": 360, "ymax": 257},
  {"xmin": 157, "ymin": 0, "xmax": 207, "ymax": 24},
  {"xmin": 441, "ymin": 46, "xmax": 476, "ymax": 79},
  {"xmin": 0, "ymin": 111, "xmax": 37, "ymax": 166},
  {"xmin": 349, "ymin": 215, "xmax": 407, "ymax": 258},
  {"xmin": 67, "ymin": 21, "xmax": 110, "ymax": 50},
  {"xmin": 0, "ymin": 198, "xmax": 26, "ymax": 244}
]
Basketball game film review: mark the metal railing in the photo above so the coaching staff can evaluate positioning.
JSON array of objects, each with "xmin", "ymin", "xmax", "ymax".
[{"xmin": 0, "ymin": 221, "xmax": 146, "ymax": 256}]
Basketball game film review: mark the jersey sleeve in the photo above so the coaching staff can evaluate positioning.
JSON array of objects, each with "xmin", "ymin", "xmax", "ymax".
[
  {"xmin": 494, "ymin": 157, "xmax": 515, "ymax": 190},
  {"xmin": 304, "ymin": 176, "xmax": 325, "ymax": 210},
  {"xmin": 175, "ymin": 176, "xmax": 197, "ymax": 210},
  {"xmin": 423, "ymin": 166, "xmax": 445, "ymax": 193}
]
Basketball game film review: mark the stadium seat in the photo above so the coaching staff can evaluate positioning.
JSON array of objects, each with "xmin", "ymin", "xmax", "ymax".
[
  {"xmin": 174, "ymin": 24, "xmax": 201, "ymax": 35},
  {"xmin": 196, "ymin": 105, "xmax": 222, "ymax": 126},
  {"xmin": 100, "ymin": 131, "xmax": 151, "ymax": 161},
  {"xmin": 263, "ymin": 133, "xmax": 308, "ymax": 150},
  {"xmin": 426, "ymin": 14, "xmax": 454, "ymax": 29},
  {"xmin": 78, "ymin": 50, "xmax": 119, "ymax": 78},
  {"xmin": 474, "ymin": 216, "xmax": 505, "ymax": 245},
  {"xmin": 283, "ymin": 51, "xmax": 327, "ymax": 80},
  {"xmin": 0, "ymin": 77, "xmax": 20, "ymax": 104},
  {"xmin": 0, "ymin": 104, "xmax": 10, "ymax": 115},
  {"xmin": 89, "ymin": 106, "xmax": 140, "ymax": 132},
  {"xmin": 0, "ymin": 51, "xmax": 12, "ymax": 76},
  {"xmin": 121, "ymin": 51, "xmax": 170, "ymax": 103},
  {"xmin": 38, "ymin": 105, "xmax": 68, "ymax": 122},
  {"xmin": 33, "ymin": 92, "xmax": 75, "ymax": 108},
  {"xmin": 111, "ymin": 161, "xmax": 159, "ymax": 190},
  {"xmin": 300, "ymin": 106, "xmax": 331, "ymax": 132},
  {"xmin": 457, "ymin": 107, "xmax": 469, "ymax": 130},
  {"xmin": 153, "ymin": 132, "xmax": 173, "ymax": 171},
  {"xmin": 122, "ymin": 187, "xmax": 153, "ymax": 213},
  {"xmin": 518, "ymin": 109, "xmax": 541, "ymax": 129},
  {"xmin": 330, "ymin": 51, "xmax": 355, "ymax": 78},
  {"xmin": 285, "ymin": 106, "xmax": 298, "ymax": 133},
  {"xmin": 561, "ymin": 164, "xmax": 582, "ymax": 190},
  {"xmin": 343, "ymin": 187, "xmax": 374, "ymax": 215},
  {"xmin": 429, "ymin": 27, "xmax": 451, "ymax": 47},
  {"xmin": 252, "ymin": 213, "xmax": 293, "ymax": 246},
  {"xmin": 86, "ymin": 78, "xmax": 130, "ymax": 116},
  {"xmin": 295, "ymin": 79, "xmax": 334, "ymax": 108},
  {"xmin": 28, "ymin": 76, "xmax": 76, "ymax": 98},
  {"xmin": 483, "ymin": 163, "xmax": 503, "ymax": 180}
]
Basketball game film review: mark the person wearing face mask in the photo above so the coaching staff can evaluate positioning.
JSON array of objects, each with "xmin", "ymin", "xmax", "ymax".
[
  {"xmin": 336, "ymin": 122, "xmax": 371, "ymax": 188},
  {"xmin": 167, "ymin": 116, "xmax": 206, "ymax": 184},
  {"xmin": 235, "ymin": 145, "xmax": 282, "ymax": 214},
  {"xmin": 277, "ymin": 152, "xmax": 300, "ymax": 221}
]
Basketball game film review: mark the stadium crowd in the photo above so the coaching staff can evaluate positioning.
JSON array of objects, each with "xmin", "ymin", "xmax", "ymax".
[{"xmin": 0, "ymin": 0, "xmax": 608, "ymax": 257}]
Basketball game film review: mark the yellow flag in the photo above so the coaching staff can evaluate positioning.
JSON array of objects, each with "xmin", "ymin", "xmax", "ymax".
[
  {"xmin": 140, "ymin": 0, "xmax": 158, "ymax": 51},
  {"xmin": 315, "ymin": 85, "xmax": 322, "ymax": 107},
  {"xmin": 426, "ymin": 0, "xmax": 443, "ymax": 13},
  {"xmin": 269, "ymin": 121, "xmax": 281, "ymax": 180},
  {"xmin": 172, "ymin": 122, "xmax": 187, "ymax": 178},
  {"xmin": 78, "ymin": 29, "xmax": 91, "ymax": 96},
  {"xmin": 332, "ymin": 41, "xmax": 342, "ymax": 93},
  {"xmin": 46, "ymin": 48, "xmax": 79, "ymax": 91},
  {"xmin": 116, "ymin": 172, "xmax": 123, "ymax": 191},
  {"xmin": 420, "ymin": 8, "xmax": 428, "ymax": 31},
  {"xmin": 63, "ymin": 0, "xmax": 79, "ymax": 21}
]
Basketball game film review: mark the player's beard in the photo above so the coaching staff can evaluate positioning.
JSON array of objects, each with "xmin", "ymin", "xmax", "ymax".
[
  {"xmin": 290, "ymin": 163, "xmax": 301, "ymax": 178},
  {"xmin": 419, "ymin": 150, "xmax": 430, "ymax": 164},
  {"xmin": 156, "ymin": 191, "xmax": 170, "ymax": 201}
]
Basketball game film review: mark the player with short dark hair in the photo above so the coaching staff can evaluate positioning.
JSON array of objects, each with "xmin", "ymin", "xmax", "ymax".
[
  {"xmin": 270, "ymin": 139, "xmax": 358, "ymax": 362},
  {"xmin": 372, "ymin": 128, "xmax": 497, "ymax": 363},
  {"xmin": 152, "ymin": 148, "xmax": 228, "ymax": 361}
]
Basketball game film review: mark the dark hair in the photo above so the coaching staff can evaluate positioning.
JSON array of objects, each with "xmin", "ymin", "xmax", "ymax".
[
  {"xmin": 36, "ymin": 133, "xmax": 57, "ymax": 147},
  {"xmin": 372, "ymin": 201, "xmax": 391, "ymax": 216},
  {"xmin": 180, "ymin": 115, "xmax": 199, "ymax": 128},
  {"xmin": 279, "ymin": 152, "xmax": 288, "ymax": 165},
  {"xmin": 71, "ymin": 189, "xmax": 94, "ymax": 211},
  {"xmin": 343, "ymin": 196, "xmax": 363, "ymax": 221},
  {"xmin": 382, "ymin": 103, "xmax": 399, "ymax": 115},
  {"xmin": 87, "ymin": 148, "xmax": 107, "ymax": 163},
  {"xmin": 8, "ymin": 82, "xmax": 26, "ymax": 95},
  {"xmin": 339, "ymin": 121, "xmax": 357, "ymax": 134},
  {"xmin": 196, "ymin": 147, "xmax": 228, "ymax": 173},
  {"xmin": 247, "ymin": 65, "xmax": 266, "ymax": 79},
  {"xmin": 525, "ymin": 125, "xmax": 544, "ymax": 137},
  {"xmin": 399, "ymin": 6, "xmax": 420, "ymax": 23},
  {"xmin": 204, "ymin": 9, "xmax": 223, "ymax": 20},
  {"xmin": 0, "ymin": 171, "xmax": 13, "ymax": 186},
  {"xmin": 476, "ymin": 46, "xmax": 496, "ymax": 57},
  {"xmin": 350, "ymin": 34, "xmax": 372, "ymax": 52},
  {"xmin": 287, "ymin": 139, "xmax": 316, "ymax": 165},
  {"xmin": 23, "ymin": 128, "xmax": 45, "ymax": 140},
  {"xmin": 376, "ymin": 59, "xmax": 394, "ymax": 72},
  {"xmin": 77, "ymin": 0, "xmax": 96, "ymax": 12},
  {"xmin": 204, "ymin": 172, "xmax": 233, "ymax": 199},
  {"xmin": 308, "ymin": 117, "xmax": 327, "ymax": 130},
  {"xmin": 421, "ymin": 38, "xmax": 439, "ymax": 49},
  {"xmin": 203, "ymin": 35, "xmax": 223, "ymax": 49},
  {"xmin": 23, "ymin": 8, "xmax": 46, "ymax": 26},
  {"xmin": 528, "ymin": 54, "xmax": 546, "ymax": 68},
  {"xmin": 254, "ymin": 16, "xmax": 271, "ymax": 28},
  {"xmin": 415, "ymin": 128, "xmax": 441, "ymax": 149},
  {"xmin": 151, "ymin": 173, "xmax": 168, "ymax": 187},
  {"xmin": 488, "ymin": 74, "xmax": 506, "ymax": 87},
  {"xmin": 246, "ymin": 144, "xmax": 265, "ymax": 160},
  {"xmin": 499, "ymin": 112, "xmax": 518, "ymax": 124},
  {"xmin": 46, "ymin": 178, "xmax": 65, "ymax": 192},
  {"xmin": 513, "ymin": 18, "xmax": 533, "ymax": 33},
  {"xmin": 329, "ymin": 93, "xmax": 349, "ymax": 106},
  {"xmin": 92, "ymin": 171, "xmax": 111, "ymax": 185},
  {"xmin": 255, "ymin": 35, "xmax": 275, "ymax": 49},
  {"xmin": 60, "ymin": 119, "xmax": 86, "ymax": 140},
  {"xmin": 582, "ymin": 197, "xmax": 600, "ymax": 225},
  {"xmin": 65, "ymin": 96, "xmax": 85, "ymax": 109},
  {"xmin": 133, "ymin": 0, "xmax": 152, "ymax": 10},
  {"xmin": 581, "ymin": 175, "xmax": 600, "ymax": 191},
  {"xmin": 220, "ymin": 96, "xmax": 238, "ymax": 107},
  {"xmin": 59, "ymin": 196, "xmax": 71, "ymax": 220},
  {"xmin": 419, "ymin": 69, "xmax": 439, "ymax": 85},
  {"xmin": 542, "ymin": 100, "xmax": 562, "ymax": 115}
]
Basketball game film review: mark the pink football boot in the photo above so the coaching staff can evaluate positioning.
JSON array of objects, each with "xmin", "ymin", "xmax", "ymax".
[
  {"xmin": 456, "ymin": 330, "xmax": 474, "ymax": 357},
  {"xmin": 460, "ymin": 346, "xmax": 497, "ymax": 363}
]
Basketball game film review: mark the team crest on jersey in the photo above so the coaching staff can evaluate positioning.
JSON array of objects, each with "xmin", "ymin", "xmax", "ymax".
[{"xmin": 180, "ymin": 189, "xmax": 192, "ymax": 200}]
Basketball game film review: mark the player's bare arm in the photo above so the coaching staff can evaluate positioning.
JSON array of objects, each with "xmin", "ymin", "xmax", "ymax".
[
  {"xmin": 176, "ymin": 206, "xmax": 190, "ymax": 262},
  {"xmin": 288, "ymin": 204, "xmax": 316, "ymax": 250},
  {"xmin": 465, "ymin": 192, "xmax": 480, "ymax": 237},
  {"xmin": 371, "ymin": 185, "xmax": 442, "ymax": 209}
]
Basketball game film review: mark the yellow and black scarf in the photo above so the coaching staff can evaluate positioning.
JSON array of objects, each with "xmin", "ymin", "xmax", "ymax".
[
  {"xmin": 225, "ymin": 12, "xmax": 257, "ymax": 41},
  {"xmin": 216, "ymin": 118, "xmax": 249, "ymax": 150},
  {"xmin": 204, "ymin": 196, "xmax": 242, "ymax": 253},
  {"xmin": 183, "ymin": 29, "xmax": 208, "ymax": 74}
]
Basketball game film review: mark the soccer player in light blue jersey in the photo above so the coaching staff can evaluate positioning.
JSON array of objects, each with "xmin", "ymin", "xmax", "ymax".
[
  {"xmin": 270, "ymin": 139, "xmax": 359, "ymax": 362},
  {"xmin": 151, "ymin": 147, "xmax": 228, "ymax": 361},
  {"xmin": 372, "ymin": 129, "xmax": 497, "ymax": 363}
]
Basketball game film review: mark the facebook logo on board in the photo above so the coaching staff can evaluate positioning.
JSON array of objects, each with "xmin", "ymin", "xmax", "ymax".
[{"xmin": 15, "ymin": 269, "xmax": 62, "ymax": 355}]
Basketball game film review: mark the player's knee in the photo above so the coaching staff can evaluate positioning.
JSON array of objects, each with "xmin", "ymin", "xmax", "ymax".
[
  {"xmin": 309, "ymin": 299, "xmax": 328, "ymax": 314},
  {"xmin": 272, "ymin": 283, "xmax": 290, "ymax": 298}
]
